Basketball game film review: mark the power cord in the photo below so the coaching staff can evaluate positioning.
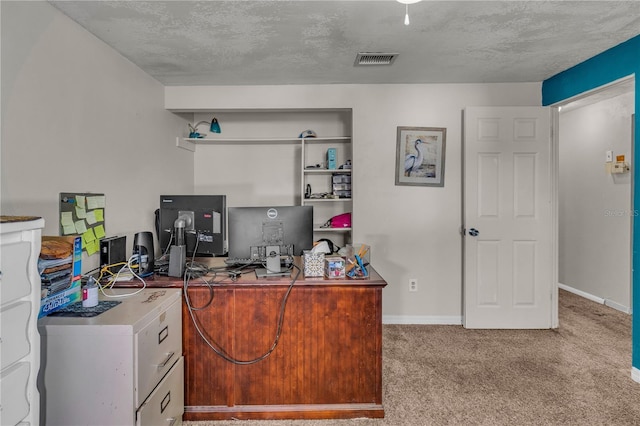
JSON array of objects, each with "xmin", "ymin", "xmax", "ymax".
[
  {"xmin": 183, "ymin": 262, "xmax": 301, "ymax": 365},
  {"xmin": 93, "ymin": 254, "xmax": 148, "ymax": 298}
]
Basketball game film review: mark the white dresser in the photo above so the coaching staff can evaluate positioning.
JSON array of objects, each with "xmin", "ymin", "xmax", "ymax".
[
  {"xmin": 38, "ymin": 288, "xmax": 183, "ymax": 426},
  {"xmin": 0, "ymin": 216, "xmax": 45, "ymax": 426}
]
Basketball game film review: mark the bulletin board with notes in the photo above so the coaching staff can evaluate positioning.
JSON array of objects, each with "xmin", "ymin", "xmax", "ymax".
[{"xmin": 59, "ymin": 192, "xmax": 106, "ymax": 255}]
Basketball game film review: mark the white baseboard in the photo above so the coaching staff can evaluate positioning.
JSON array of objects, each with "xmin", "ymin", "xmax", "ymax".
[
  {"xmin": 383, "ymin": 315, "xmax": 462, "ymax": 325},
  {"xmin": 558, "ymin": 283, "xmax": 605, "ymax": 304},
  {"xmin": 558, "ymin": 283, "xmax": 631, "ymax": 314},
  {"xmin": 632, "ymin": 367, "xmax": 640, "ymax": 384}
]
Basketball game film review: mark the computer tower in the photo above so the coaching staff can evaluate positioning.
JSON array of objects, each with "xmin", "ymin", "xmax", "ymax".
[{"xmin": 100, "ymin": 236, "xmax": 127, "ymax": 272}]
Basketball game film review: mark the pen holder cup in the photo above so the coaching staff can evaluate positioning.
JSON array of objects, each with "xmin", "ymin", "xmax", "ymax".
[{"xmin": 346, "ymin": 243, "xmax": 370, "ymax": 279}]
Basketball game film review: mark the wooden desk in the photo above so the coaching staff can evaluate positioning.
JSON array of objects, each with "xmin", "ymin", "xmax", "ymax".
[{"xmin": 150, "ymin": 257, "xmax": 387, "ymax": 420}]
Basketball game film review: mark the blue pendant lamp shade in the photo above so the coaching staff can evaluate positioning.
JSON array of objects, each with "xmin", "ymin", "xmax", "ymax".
[
  {"xmin": 188, "ymin": 116, "xmax": 221, "ymax": 138},
  {"xmin": 210, "ymin": 118, "xmax": 221, "ymax": 133}
]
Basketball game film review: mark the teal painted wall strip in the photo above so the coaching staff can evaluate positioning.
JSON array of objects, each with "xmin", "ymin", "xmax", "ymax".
[
  {"xmin": 542, "ymin": 34, "xmax": 640, "ymax": 372},
  {"xmin": 542, "ymin": 35, "xmax": 639, "ymax": 106}
]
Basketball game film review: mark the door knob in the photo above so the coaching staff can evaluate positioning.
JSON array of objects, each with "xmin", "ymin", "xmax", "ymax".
[{"xmin": 469, "ymin": 228, "xmax": 479, "ymax": 237}]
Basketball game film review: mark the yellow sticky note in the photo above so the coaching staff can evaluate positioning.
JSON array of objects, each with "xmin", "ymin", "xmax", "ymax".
[
  {"xmin": 87, "ymin": 195, "xmax": 105, "ymax": 209},
  {"xmin": 94, "ymin": 209, "xmax": 104, "ymax": 222},
  {"xmin": 75, "ymin": 206, "xmax": 87, "ymax": 219},
  {"xmin": 85, "ymin": 240, "xmax": 98, "ymax": 256},
  {"xmin": 82, "ymin": 228, "xmax": 96, "ymax": 245},
  {"xmin": 76, "ymin": 195, "xmax": 86, "ymax": 209},
  {"xmin": 61, "ymin": 211, "xmax": 74, "ymax": 226},
  {"xmin": 94, "ymin": 224, "xmax": 106, "ymax": 239},
  {"xmin": 85, "ymin": 210, "xmax": 97, "ymax": 225},
  {"xmin": 75, "ymin": 220, "xmax": 87, "ymax": 234},
  {"xmin": 63, "ymin": 224, "xmax": 76, "ymax": 235}
]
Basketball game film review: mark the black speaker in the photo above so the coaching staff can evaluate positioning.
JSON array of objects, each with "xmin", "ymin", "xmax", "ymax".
[{"xmin": 133, "ymin": 231, "xmax": 154, "ymax": 277}]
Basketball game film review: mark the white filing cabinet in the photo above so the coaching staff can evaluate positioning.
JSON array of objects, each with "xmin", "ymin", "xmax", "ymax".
[
  {"xmin": 0, "ymin": 216, "xmax": 45, "ymax": 426},
  {"xmin": 38, "ymin": 288, "xmax": 183, "ymax": 426}
]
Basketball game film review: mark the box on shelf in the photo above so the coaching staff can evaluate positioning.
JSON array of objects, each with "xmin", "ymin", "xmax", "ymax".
[
  {"xmin": 327, "ymin": 148, "xmax": 337, "ymax": 170},
  {"xmin": 324, "ymin": 256, "xmax": 345, "ymax": 279},
  {"xmin": 38, "ymin": 235, "xmax": 82, "ymax": 318},
  {"xmin": 333, "ymin": 190, "xmax": 352, "ymax": 199},
  {"xmin": 303, "ymin": 250, "xmax": 325, "ymax": 277},
  {"xmin": 332, "ymin": 174, "xmax": 351, "ymax": 184}
]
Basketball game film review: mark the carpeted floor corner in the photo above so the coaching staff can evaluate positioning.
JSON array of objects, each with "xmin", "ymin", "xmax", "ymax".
[{"xmin": 184, "ymin": 289, "xmax": 639, "ymax": 425}]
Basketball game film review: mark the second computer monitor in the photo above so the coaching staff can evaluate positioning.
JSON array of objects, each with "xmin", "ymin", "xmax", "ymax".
[{"xmin": 227, "ymin": 205, "xmax": 313, "ymax": 260}]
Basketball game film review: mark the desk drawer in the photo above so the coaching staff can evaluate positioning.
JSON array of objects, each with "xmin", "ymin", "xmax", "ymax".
[
  {"xmin": 137, "ymin": 356, "xmax": 184, "ymax": 426},
  {"xmin": 135, "ymin": 298, "xmax": 182, "ymax": 406}
]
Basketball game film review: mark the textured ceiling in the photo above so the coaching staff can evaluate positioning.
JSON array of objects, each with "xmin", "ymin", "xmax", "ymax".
[{"xmin": 48, "ymin": 0, "xmax": 640, "ymax": 86}]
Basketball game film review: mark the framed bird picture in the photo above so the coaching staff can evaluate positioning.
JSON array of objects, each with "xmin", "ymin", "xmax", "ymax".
[{"xmin": 395, "ymin": 126, "xmax": 446, "ymax": 187}]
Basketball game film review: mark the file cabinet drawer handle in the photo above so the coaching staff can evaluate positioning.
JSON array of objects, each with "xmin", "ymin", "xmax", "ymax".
[
  {"xmin": 158, "ymin": 325, "xmax": 169, "ymax": 344},
  {"xmin": 161, "ymin": 390, "xmax": 171, "ymax": 413},
  {"xmin": 156, "ymin": 351, "xmax": 175, "ymax": 369}
]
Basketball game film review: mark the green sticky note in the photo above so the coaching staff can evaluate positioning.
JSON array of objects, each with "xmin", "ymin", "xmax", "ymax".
[
  {"xmin": 75, "ymin": 220, "xmax": 87, "ymax": 234},
  {"xmin": 94, "ymin": 224, "xmax": 106, "ymax": 239},
  {"xmin": 83, "ymin": 228, "xmax": 96, "ymax": 245},
  {"xmin": 85, "ymin": 240, "xmax": 98, "ymax": 256},
  {"xmin": 85, "ymin": 210, "xmax": 97, "ymax": 225},
  {"xmin": 94, "ymin": 209, "xmax": 104, "ymax": 222}
]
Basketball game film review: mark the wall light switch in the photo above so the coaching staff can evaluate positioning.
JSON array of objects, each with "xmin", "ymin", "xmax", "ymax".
[{"xmin": 606, "ymin": 150, "xmax": 613, "ymax": 162}]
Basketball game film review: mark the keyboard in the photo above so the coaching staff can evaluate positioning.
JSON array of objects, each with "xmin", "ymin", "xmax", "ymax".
[
  {"xmin": 225, "ymin": 256, "xmax": 293, "ymax": 268},
  {"xmin": 224, "ymin": 258, "xmax": 261, "ymax": 267}
]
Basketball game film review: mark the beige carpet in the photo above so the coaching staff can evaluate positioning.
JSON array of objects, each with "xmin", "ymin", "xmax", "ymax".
[{"xmin": 184, "ymin": 289, "xmax": 640, "ymax": 425}]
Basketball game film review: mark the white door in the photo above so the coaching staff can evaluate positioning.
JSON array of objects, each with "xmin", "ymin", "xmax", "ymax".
[{"xmin": 463, "ymin": 106, "xmax": 555, "ymax": 329}]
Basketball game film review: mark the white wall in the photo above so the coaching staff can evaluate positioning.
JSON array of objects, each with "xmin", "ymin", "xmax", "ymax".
[
  {"xmin": 559, "ymin": 91, "xmax": 635, "ymax": 310},
  {"xmin": 166, "ymin": 83, "xmax": 542, "ymax": 320},
  {"xmin": 2, "ymin": 1, "xmax": 544, "ymax": 321},
  {"xmin": 1, "ymin": 1, "xmax": 194, "ymax": 273}
]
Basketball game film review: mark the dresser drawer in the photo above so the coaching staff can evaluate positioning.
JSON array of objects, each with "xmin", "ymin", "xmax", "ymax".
[
  {"xmin": 135, "ymin": 297, "xmax": 182, "ymax": 407},
  {"xmin": 137, "ymin": 356, "xmax": 184, "ymax": 426},
  {"xmin": 1, "ymin": 301, "xmax": 31, "ymax": 369},
  {"xmin": 1, "ymin": 362, "xmax": 30, "ymax": 425},
  {"xmin": 1, "ymin": 241, "xmax": 32, "ymax": 305}
]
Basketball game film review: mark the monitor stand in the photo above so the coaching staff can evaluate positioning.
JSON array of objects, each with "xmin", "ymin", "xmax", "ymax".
[
  {"xmin": 255, "ymin": 267, "xmax": 290, "ymax": 278},
  {"xmin": 255, "ymin": 245, "xmax": 290, "ymax": 278}
]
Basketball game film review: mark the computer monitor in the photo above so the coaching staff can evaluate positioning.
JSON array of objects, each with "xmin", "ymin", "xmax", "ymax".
[
  {"xmin": 227, "ymin": 205, "xmax": 313, "ymax": 260},
  {"xmin": 158, "ymin": 195, "xmax": 226, "ymax": 256}
]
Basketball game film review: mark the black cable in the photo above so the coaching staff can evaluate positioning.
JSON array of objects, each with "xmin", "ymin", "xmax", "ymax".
[{"xmin": 183, "ymin": 263, "xmax": 301, "ymax": 365}]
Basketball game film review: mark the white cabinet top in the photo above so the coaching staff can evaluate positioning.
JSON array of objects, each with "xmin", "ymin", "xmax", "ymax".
[
  {"xmin": 39, "ymin": 288, "xmax": 181, "ymax": 335},
  {"xmin": 0, "ymin": 217, "xmax": 44, "ymax": 234}
]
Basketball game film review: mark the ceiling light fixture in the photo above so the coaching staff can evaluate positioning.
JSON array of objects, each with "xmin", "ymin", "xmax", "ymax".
[{"xmin": 397, "ymin": 0, "xmax": 422, "ymax": 26}]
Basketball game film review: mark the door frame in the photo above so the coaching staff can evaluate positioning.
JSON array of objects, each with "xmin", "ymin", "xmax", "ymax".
[{"xmin": 549, "ymin": 75, "xmax": 636, "ymax": 328}]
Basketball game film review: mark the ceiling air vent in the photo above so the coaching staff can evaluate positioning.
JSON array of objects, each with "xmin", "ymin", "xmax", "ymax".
[{"xmin": 354, "ymin": 52, "xmax": 399, "ymax": 66}]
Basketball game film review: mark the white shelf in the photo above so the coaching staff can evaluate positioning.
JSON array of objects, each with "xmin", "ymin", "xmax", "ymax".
[
  {"xmin": 303, "ymin": 169, "xmax": 351, "ymax": 174},
  {"xmin": 177, "ymin": 136, "xmax": 350, "ymax": 151},
  {"xmin": 314, "ymin": 227, "xmax": 352, "ymax": 233},
  {"xmin": 177, "ymin": 136, "xmax": 350, "ymax": 150},
  {"xmin": 304, "ymin": 198, "xmax": 352, "ymax": 202},
  {"xmin": 301, "ymin": 137, "xmax": 351, "ymax": 144}
]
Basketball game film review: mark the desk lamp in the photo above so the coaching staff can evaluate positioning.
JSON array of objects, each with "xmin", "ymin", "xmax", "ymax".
[{"xmin": 188, "ymin": 117, "xmax": 221, "ymax": 138}]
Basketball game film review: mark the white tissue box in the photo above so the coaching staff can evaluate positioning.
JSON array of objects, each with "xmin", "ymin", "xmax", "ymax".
[{"xmin": 303, "ymin": 251, "xmax": 325, "ymax": 277}]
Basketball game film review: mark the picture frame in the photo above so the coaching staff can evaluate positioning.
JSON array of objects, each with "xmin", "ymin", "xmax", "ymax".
[{"xmin": 395, "ymin": 126, "xmax": 447, "ymax": 187}]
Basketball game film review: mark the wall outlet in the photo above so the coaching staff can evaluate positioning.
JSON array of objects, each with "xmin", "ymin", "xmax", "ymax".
[{"xmin": 409, "ymin": 278, "xmax": 418, "ymax": 292}]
